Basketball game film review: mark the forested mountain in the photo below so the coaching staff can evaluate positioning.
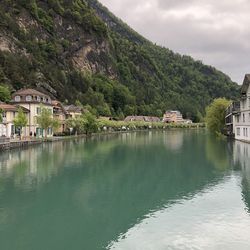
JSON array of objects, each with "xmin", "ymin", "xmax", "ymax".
[{"xmin": 0, "ymin": 0, "xmax": 239, "ymax": 120}]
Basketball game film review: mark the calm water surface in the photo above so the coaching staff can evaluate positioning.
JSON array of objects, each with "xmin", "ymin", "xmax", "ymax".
[{"xmin": 0, "ymin": 130, "xmax": 250, "ymax": 250}]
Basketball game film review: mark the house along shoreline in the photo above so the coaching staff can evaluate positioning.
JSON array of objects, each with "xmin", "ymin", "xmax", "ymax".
[{"xmin": 0, "ymin": 124, "xmax": 205, "ymax": 152}]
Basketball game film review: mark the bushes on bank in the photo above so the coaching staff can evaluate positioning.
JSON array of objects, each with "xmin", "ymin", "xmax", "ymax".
[
  {"xmin": 205, "ymin": 98, "xmax": 231, "ymax": 135},
  {"xmin": 97, "ymin": 118, "xmax": 205, "ymax": 132}
]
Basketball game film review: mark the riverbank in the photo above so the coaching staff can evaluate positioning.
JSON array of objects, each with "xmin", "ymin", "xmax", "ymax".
[
  {"xmin": 0, "ymin": 123, "xmax": 205, "ymax": 151},
  {"xmin": 0, "ymin": 139, "xmax": 43, "ymax": 151}
]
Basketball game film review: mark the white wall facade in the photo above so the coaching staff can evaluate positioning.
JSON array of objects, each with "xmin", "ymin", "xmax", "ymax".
[
  {"xmin": 235, "ymin": 85, "xmax": 250, "ymax": 142},
  {"xmin": 0, "ymin": 124, "xmax": 7, "ymax": 137},
  {"xmin": 19, "ymin": 103, "xmax": 54, "ymax": 137},
  {"xmin": 0, "ymin": 111, "xmax": 30, "ymax": 138}
]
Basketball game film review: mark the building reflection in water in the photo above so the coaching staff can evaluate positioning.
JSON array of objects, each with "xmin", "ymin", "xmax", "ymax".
[
  {"xmin": 0, "ymin": 130, "xmax": 186, "ymax": 192},
  {"xmin": 163, "ymin": 130, "xmax": 184, "ymax": 152},
  {"xmin": 0, "ymin": 140, "xmax": 85, "ymax": 189},
  {"xmin": 233, "ymin": 140, "xmax": 250, "ymax": 213}
]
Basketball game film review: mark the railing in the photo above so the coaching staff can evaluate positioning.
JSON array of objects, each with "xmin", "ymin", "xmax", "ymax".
[
  {"xmin": 225, "ymin": 101, "xmax": 240, "ymax": 116},
  {"xmin": 232, "ymin": 101, "xmax": 240, "ymax": 114}
]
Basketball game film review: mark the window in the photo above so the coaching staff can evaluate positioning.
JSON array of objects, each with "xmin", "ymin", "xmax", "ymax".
[
  {"xmin": 236, "ymin": 116, "xmax": 240, "ymax": 123},
  {"xmin": 242, "ymin": 100, "xmax": 246, "ymax": 109},
  {"xmin": 246, "ymin": 128, "xmax": 248, "ymax": 137},
  {"xmin": 243, "ymin": 114, "xmax": 245, "ymax": 123},
  {"xmin": 237, "ymin": 128, "xmax": 240, "ymax": 136},
  {"xmin": 37, "ymin": 96, "xmax": 41, "ymax": 102},
  {"xmin": 36, "ymin": 107, "xmax": 41, "ymax": 115},
  {"xmin": 26, "ymin": 95, "xmax": 32, "ymax": 102},
  {"xmin": 15, "ymin": 96, "xmax": 21, "ymax": 102},
  {"xmin": 47, "ymin": 127, "xmax": 52, "ymax": 135}
]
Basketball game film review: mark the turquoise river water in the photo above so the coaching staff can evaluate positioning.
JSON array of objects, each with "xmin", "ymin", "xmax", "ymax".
[{"xmin": 0, "ymin": 130, "xmax": 250, "ymax": 250}]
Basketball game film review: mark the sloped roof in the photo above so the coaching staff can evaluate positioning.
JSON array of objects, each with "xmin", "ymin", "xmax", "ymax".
[
  {"xmin": 124, "ymin": 116, "xmax": 161, "ymax": 122},
  {"xmin": 0, "ymin": 103, "xmax": 29, "ymax": 113},
  {"xmin": 241, "ymin": 74, "xmax": 250, "ymax": 94},
  {"xmin": 64, "ymin": 105, "xmax": 82, "ymax": 113},
  {"xmin": 13, "ymin": 88, "xmax": 49, "ymax": 97},
  {"xmin": 52, "ymin": 100, "xmax": 67, "ymax": 114}
]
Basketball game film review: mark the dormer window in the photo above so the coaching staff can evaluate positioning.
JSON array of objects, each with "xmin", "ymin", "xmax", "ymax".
[
  {"xmin": 15, "ymin": 96, "xmax": 21, "ymax": 102},
  {"xmin": 26, "ymin": 95, "xmax": 32, "ymax": 102}
]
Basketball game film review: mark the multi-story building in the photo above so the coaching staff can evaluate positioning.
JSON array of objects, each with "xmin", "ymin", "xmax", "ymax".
[
  {"xmin": 234, "ymin": 74, "xmax": 250, "ymax": 142},
  {"xmin": 163, "ymin": 110, "xmax": 184, "ymax": 123},
  {"xmin": 225, "ymin": 101, "xmax": 240, "ymax": 136},
  {"xmin": 52, "ymin": 100, "xmax": 67, "ymax": 134},
  {"xmin": 11, "ymin": 89, "xmax": 54, "ymax": 137},
  {"xmin": 0, "ymin": 103, "xmax": 29, "ymax": 137}
]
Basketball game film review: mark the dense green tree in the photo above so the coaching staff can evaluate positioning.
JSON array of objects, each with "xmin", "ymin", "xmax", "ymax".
[
  {"xmin": 66, "ymin": 116, "xmax": 84, "ymax": 135},
  {"xmin": 82, "ymin": 112, "xmax": 98, "ymax": 135},
  {"xmin": 36, "ymin": 106, "xmax": 59, "ymax": 138},
  {"xmin": 0, "ymin": 85, "xmax": 11, "ymax": 102},
  {"xmin": 13, "ymin": 107, "xmax": 28, "ymax": 139},
  {"xmin": 0, "ymin": 108, "xmax": 3, "ymax": 123},
  {"xmin": 205, "ymin": 98, "xmax": 231, "ymax": 135}
]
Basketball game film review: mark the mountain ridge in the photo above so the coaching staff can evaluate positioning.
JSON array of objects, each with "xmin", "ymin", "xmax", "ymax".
[{"xmin": 0, "ymin": 0, "xmax": 239, "ymax": 120}]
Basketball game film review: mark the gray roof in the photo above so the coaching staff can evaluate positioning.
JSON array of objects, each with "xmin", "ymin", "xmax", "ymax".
[
  {"xmin": 124, "ymin": 116, "xmax": 161, "ymax": 122},
  {"xmin": 12, "ymin": 88, "xmax": 49, "ymax": 97},
  {"xmin": 241, "ymin": 74, "xmax": 250, "ymax": 94},
  {"xmin": 64, "ymin": 105, "xmax": 82, "ymax": 113}
]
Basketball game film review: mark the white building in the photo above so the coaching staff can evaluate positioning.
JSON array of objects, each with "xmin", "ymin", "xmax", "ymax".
[
  {"xmin": 235, "ymin": 74, "xmax": 250, "ymax": 142},
  {"xmin": 225, "ymin": 101, "xmax": 240, "ymax": 136}
]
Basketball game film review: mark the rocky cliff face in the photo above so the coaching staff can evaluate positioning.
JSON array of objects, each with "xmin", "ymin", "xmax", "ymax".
[
  {"xmin": 0, "ymin": 0, "xmax": 239, "ymax": 119},
  {"xmin": 0, "ymin": 1, "xmax": 116, "ymax": 95}
]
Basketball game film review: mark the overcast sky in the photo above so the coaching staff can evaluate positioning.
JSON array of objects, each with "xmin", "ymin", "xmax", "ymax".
[{"xmin": 99, "ymin": 0, "xmax": 250, "ymax": 84}]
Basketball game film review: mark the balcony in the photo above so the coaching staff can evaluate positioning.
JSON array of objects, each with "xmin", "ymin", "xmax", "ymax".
[
  {"xmin": 232, "ymin": 101, "xmax": 240, "ymax": 114},
  {"xmin": 225, "ymin": 101, "xmax": 240, "ymax": 117}
]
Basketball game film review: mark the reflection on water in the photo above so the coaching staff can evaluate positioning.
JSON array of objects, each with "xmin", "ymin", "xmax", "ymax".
[
  {"xmin": 108, "ymin": 176, "xmax": 250, "ymax": 250},
  {"xmin": 163, "ymin": 130, "xmax": 184, "ymax": 151},
  {"xmin": 0, "ymin": 131, "xmax": 249, "ymax": 250},
  {"xmin": 233, "ymin": 140, "xmax": 250, "ymax": 214}
]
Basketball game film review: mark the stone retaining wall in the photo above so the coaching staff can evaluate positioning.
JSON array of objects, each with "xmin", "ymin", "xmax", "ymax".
[{"xmin": 0, "ymin": 140, "xmax": 43, "ymax": 151}]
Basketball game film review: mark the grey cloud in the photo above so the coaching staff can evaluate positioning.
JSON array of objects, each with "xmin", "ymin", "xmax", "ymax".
[
  {"xmin": 99, "ymin": 0, "xmax": 250, "ymax": 83},
  {"xmin": 156, "ymin": 0, "xmax": 195, "ymax": 9}
]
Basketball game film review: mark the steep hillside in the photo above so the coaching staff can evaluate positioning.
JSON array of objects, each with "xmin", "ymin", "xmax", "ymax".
[{"xmin": 0, "ymin": 0, "xmax": 239, "ymax": 120}]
